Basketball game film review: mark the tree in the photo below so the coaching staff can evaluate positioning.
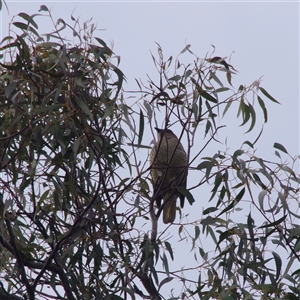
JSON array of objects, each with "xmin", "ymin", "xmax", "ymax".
[{"xmin": 0, "ymin": 6, "xmax": 299, "ymax": 300}]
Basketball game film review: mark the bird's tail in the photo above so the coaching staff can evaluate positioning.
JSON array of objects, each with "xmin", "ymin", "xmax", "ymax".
[{"xmin": 163, "ymin": 199, "xmax": 176, "ymax": 224}]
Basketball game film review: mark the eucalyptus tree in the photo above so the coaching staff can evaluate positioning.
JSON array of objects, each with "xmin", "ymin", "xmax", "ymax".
[{"xmin": 0, "ymin": 5, "xmax": 299, "ymax": 300}]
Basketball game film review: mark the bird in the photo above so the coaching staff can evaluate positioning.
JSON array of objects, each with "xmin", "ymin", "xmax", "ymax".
[{"xmin": 150, "ymin": 127, "xmax": 188, "ymax": 224}]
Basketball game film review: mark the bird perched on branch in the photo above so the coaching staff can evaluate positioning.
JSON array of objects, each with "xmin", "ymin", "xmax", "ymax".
[{"xmin": 150, "ymin": 127, "xmax": 188, "ymax": 224}]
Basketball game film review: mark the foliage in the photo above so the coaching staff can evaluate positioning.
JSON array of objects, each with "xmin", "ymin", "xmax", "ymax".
[{"xmin": 0, "ymin": 5, "xmax": 299, "ymax": 300}]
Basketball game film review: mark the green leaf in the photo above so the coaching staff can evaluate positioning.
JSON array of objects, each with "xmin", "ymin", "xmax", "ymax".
[
  {"xmin": 138, "ymin": 109, "xmax": 144, "ymax": 146},
  {"xmin": 13, "ymin": 22, "xmax": 28, "ymax": 30},
  {"xmin": 39, "ymin": 5, "xmax": 49, "ymax": 11},
  {"xmin": 191, "ymin": 77, "xmax": 217, "ymax": 103},
  {"xmin": 258, "ymin": 190, "xmax": 268, "ymax": 211},
  {"xmin": 199, "ymin": 247, "xmax": 206, "ymax": 259},
  {"xmin": 164, "ymin": 241, "xmax": 174, "ymax": 260},
  {"xmin": 197, "ymin": 157, "xmax": 216, "ymax": 182},
  {"xmin": 215, "ymin": 87, "xmax": 230, "ymax": 93},
  {"xmin": 253, "ymin": 173, "xmax": 268, "ymax": 190},
  {"xmin": 185, "ymin": 69, "xmax": 193, "ymax": 80},
  {"xmin": 217, "ymin": 187, "xmax": 245, "ymax": 217},
  {"xmin": 273, "ymin": 142, "xmax": 288, "ymax": 154},
  {"xmin": 192, "ymin": 101, "xmax": 198, "ymax": 120},
  {"xmin": 205, "ymin": 120, "xmax": 212, "ymax": 136},
  {"xmin": 210, "ymin": 172, "xmax": 223, "ymax": 202},
  {"xmin": 5, "ymin": 81, "xmax": 17, "ymax": 97},
  {"xmin": 247, "ymin": 213, "xmax": 256, "ymax": 252},
  {"xmin": 18, "ymin": 12, "xmax": 39, "ymax": 29},
  {"xmin": 112, "ymin": 66, "xmax": 125, "ymax": 97},
  {"xmin": 289, "ymin": 285, "xmax": 300, "ymax": 296},
  {"xmin": 243, "ymin": 140, "xmax": 253, "ymax": 148},
  {"xmin": 222, "ymin": 98, "xmax": 233, "ymax": 117},
  {"xmin": 272, "ymin": 251, "xmax": 282, "ymax": 280},
  {"xmin": 252, "ymin": 284, "xmax": 278, "ymax": 293},
  {"xmin": 237, "ymin": 96, "xmax": 245, "ymax": 118},
  {"xmin": 119, "ymin": 287, "xmax": 135, "ymax": 300},
  {"xmin": 260, "ymin": 87, "xmax": 280, "ymax": 104},
  {"xmin": 95, "ymin": 37, "xmax": 108, "ymax": 47},
  {"xmin": 111, "ymin": 296, "xmax": 124, "ymax": 300},
  {"xmin": 245, "ymin": 103, "xmax": 256, "ymax": 133},
  {"xmin": 38, "ymin": 190, "xmax": 50, "ymax": 206},
  {"xmin": 201, "ymin": 90, "xmax": 218, "ymax": 103},
  {"xmin": 197, "ymin": 160, "xmax": 211, "ymax": 170},
  {"xmin": 207, "ymin": 56, "xmax": 233, "ymax": 86},
  {"xmin": 275, "ymin": 150, "xmax": 281, "ymax": 159},
  {"xmin": 169, "ymin": 75, "xmax": 181, "ymax": 81},
  {"xmin": 158, "ymin": 277, "xmax": 173, "ymax": 291},
  {"xmin": 257, "ymin": 95, "xmax": 268, "ymax": 123},
  {"xmin": 144, "ymin": 100, "xmax": 153, "ymax": 121},
  {"xmin": 277, "ymin": 192, "xmax": 288, "ymax": 213},
  {"xmin": 195, "ymin": 225, "xmax": 200, "ymax": 240},
  {"xmin": 177, "ymin": 187, "xmax": 195, "ymax": 205},
  {"xmin": 226, "ymin": 71, "xmax": 232, "ymax": 87},
  {"xmin": 180, "ymin": 44, "xmax": 191, "ymax": 54},
  {"xmin": 74, "ymin": 96, "xmax": 94, "ymax": 120},
  {"xmin": 210, "ymin": 71, "xmax": 223, "ymax": 87},
  {"xmin": 239, "ymin": 102, "xmax": 250, "ymax": 126},
  {"xmin": 207, "ymin": 224, "xmax": 218, "ymax": 245},
  {"xmin": 232, "ymin": 149, "xmax": 244, "ymax": 160},
  {"xmin": 259, "ymin": 214, "xmax": 287, "ymax": 228},
  {"xmin": 243, "ymin": 126, "xmax": 264, "ymax": 149},
  {"xmin": 203, "ymin": 207, "xmax": 218, "ymax": 215},
  {"xmin": 3, "ymin": 199, "xmax": 13, "ymax": 215},
  {"xmin": 162, "ymin": 252, "xmax": 170, "ymax": 276},
  {"xmin": 28, "ymin": 25, "xmax": 39, "ymax": 37}
]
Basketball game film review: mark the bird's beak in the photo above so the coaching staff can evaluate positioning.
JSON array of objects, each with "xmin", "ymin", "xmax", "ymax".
[{"xmin": 155, "ymin": 127, "xmax": 163, "ymax": 133}]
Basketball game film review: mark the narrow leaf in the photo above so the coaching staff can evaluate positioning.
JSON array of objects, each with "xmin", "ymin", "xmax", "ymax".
[
  {"xmin": 74, "ymin": 96, "xmax": 93, "ymax": 120},
  {"xmin": 162, "ymin": 253, "xmax": 170, "ymax": 276},
  {"xmin": 180, "ymin": 44, "xmax": 191, "ymax": 54},
  {"xmin": 217, "ymin": 187, "xmax": 245, "ymax": 217},
  {"xmin": 201, "ymin": 90, "xmax": 218, "ymax": 103},
  {"xmin": 5, "ymin": 81, "xmax": 17, "ymax": 97},
  {"xmin": 245, "ymin": 103, "xmax": 256, "ymax": 133},
  {"xmin": 177, "ymin": 187, "xmax": 195, "ymax": 205},
  {"xmin": 258, "ymin": 190, "xmax": 267, "ymax": 211},
  {"xmin": 215, "ymin": 87, "xmax": 230, "ymax": 93},
  {"xmin": 203, "ymin": 207, "xmax": 218, "ymax": 215},
  {"xmin": 164, "ymin": 241, "xmax": 174, "ymax": 260},
  {"xmin": 169, "ymin": 75, "xmax": 181, "ymax": 81},
  {"xmin": 222, "ymin": 98, "xmax": 233, "ymax": 117},
  {"xmin": 13, "ymin": 22, "xmax": 28, "ymax": 30},
  {"xmin": 18, "ymin": 12, "xmax": 38, "ymax": 29},
  {"xmin": 259, "ymin": 214, "xmax": 287, "ymax": 228},
  {"xmin": 185, "ymin": 69, "xmax": 193, "ymax": 80},
  {"xmin": 273, "ymin": 142, "xmax": 288, "ymax": 154},
  {"xmin": 138, "ymin": 109, "xmax": 144, "ymax": 146},
  {"xmin": 272, "ymin": 251, "xmax": 282, "ymax": 280},
  {"xmin": 257, "ymin": 96, "xmax": 268, "ymax": 122},
  {"xmin": 39, "ymin": 5, "xmax": 49, "ymax": 11},
  {"xmin": 158, "ymin": 277, "xmax": 173, "ymax": 290},
  {"xmin": 195, "ymin": 225, "xmax": 200, "ymax": 240},
  {"xmin": 260, "ymin": 87, "xmax": 280, "ymax": 104}
]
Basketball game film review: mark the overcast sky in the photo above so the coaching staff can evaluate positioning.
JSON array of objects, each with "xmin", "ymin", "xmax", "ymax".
[
  {"xmin": 1, "ymin": 1, "xmax": 300, "ymax": 297},
  {"xmin": 2, "ymin": 1, "xmax": 299, "ymax": 152}
]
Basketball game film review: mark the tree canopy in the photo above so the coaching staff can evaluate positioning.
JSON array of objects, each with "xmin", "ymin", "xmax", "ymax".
[{"xmin": 0, "ymin": 5, "xmax": 299, "ymax": 300}]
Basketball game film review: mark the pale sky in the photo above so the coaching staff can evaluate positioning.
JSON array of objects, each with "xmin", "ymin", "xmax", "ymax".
[
  {"xmin": 2, "ymin": 1, "xmax": 299, "ymax": 153},
  {"xmin": 1, "ymin": 1, "xmax": 299, "ymax": 298}
]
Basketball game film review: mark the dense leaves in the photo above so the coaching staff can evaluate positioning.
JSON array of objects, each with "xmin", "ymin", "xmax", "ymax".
[{"xmin": 0, "ymin": 6, "xmax": 299, "ymax": 300}]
